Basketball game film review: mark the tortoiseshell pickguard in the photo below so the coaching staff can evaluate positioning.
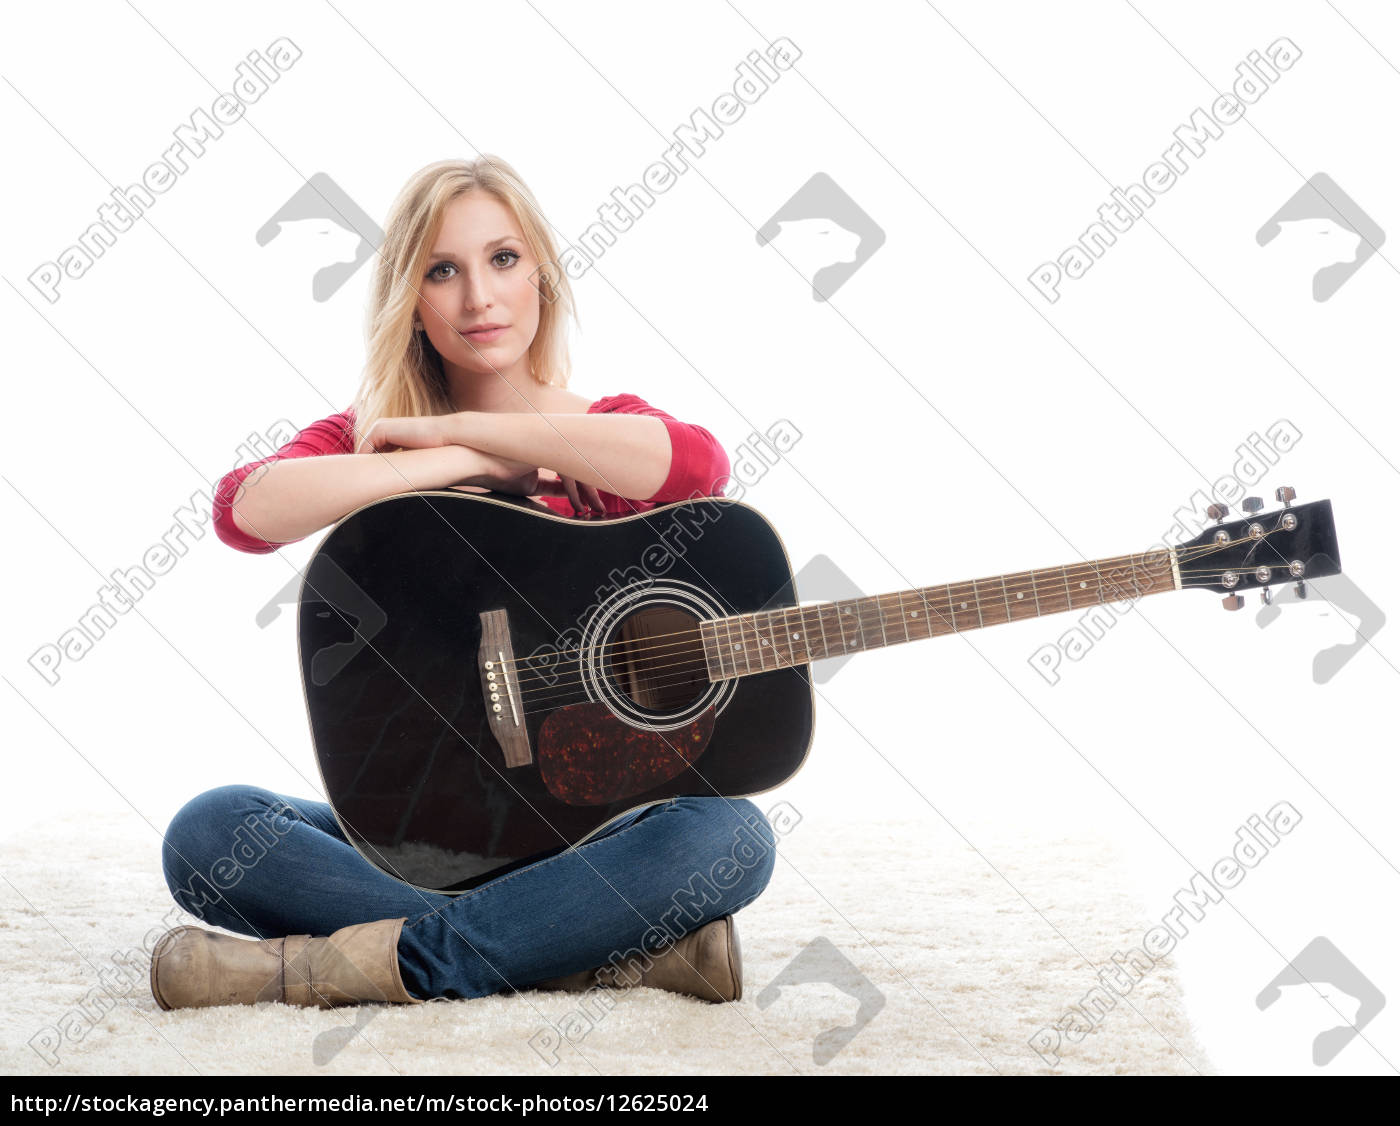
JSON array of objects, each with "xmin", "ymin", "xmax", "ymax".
[{"xmin": 538, "ymin": 702, "xmax": 714, "ymax": 806}]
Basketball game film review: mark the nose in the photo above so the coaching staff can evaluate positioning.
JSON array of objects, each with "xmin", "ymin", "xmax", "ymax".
[{"xmin": 457, "ymin": 264, "xmax": 495, "ymax": 314}]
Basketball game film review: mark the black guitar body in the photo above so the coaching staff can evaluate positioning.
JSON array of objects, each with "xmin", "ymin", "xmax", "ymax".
[{"xmin": 298, "ymin": 491, "xmax": 813, "ymax": 894}]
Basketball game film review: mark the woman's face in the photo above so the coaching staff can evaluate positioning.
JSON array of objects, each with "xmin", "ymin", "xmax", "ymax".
[{"xmin": 416, "ymin": 190, "xmax": 542, "ymax": 382}]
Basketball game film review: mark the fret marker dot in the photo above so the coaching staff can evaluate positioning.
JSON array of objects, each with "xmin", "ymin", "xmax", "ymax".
[
  {"xmin": 1016, "ymin": 592, "xmax": 1024, "ymax": 600},
  {"xmin": 960, "ymin": 602, "xmax": 967, "ymax": 609},
  {"xmin": 1079, "ymin": 581, "xmax": 1087, "ymax": 589},
  {"xmin": 792, "ymin": 632, "xmax": 801, "ymax": 640},
  {"xmin": 910, "ymin": 610, "xmax": 918, "ymax": 617},
  {"xmin": 760, "ymin": 638, "xmax": 768, "ymax": 645},
  {"xmin": 733, "ymin": 643, "xmax": 743, "ymax": 650}
]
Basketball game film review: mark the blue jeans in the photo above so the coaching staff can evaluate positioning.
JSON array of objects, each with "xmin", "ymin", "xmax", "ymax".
[{"xmin": 160, "ymin": 784, "xmax": 776, "ymax": 1000}]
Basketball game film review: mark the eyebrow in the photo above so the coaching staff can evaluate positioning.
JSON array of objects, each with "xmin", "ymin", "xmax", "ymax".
[{"xmin": 428, "ymin": 236, "xmax": 521, "ymax": 258}]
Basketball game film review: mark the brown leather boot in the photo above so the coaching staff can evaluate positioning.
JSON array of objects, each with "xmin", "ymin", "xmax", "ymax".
[
  {"xmin": 149, "ymin": 918, "xmax": 423, "ymax": 1010},
  {"xmin": 534, "ymin": 916, "xmax": 742, "ymax": 1003}
]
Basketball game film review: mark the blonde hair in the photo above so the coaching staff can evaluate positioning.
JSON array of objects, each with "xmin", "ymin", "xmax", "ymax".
[{"xmin": 351, "ymin": 155, "xmax": 578, "ymax": 442}]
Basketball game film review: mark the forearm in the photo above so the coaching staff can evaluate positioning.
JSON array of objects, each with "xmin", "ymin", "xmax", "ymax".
[
  {"xmin": 226, "ymin": 445, "xmax": 476, "ymax": 545},
  {"xmin": 446, "ymin": 412, "xmax": 670, "ymax": 500}
]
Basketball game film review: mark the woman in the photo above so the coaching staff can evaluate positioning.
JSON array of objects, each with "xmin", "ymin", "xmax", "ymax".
[{"xmin": 151, "ymin": 156, "xmax": 776, "ymax": 1012}]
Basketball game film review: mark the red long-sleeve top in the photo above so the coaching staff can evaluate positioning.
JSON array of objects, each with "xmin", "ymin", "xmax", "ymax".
[{"xmin": 212, "ymin": 393, "xmax": 731, "ymax": 554}]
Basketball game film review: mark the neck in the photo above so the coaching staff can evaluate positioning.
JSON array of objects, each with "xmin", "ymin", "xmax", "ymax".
[
  {"xmin": 699, "ymin": 547, "xmax": 1179, "ymax": 681},
  {"xmin": 445, "ymin": 360, "xmax": 547, "ymax": 414}
]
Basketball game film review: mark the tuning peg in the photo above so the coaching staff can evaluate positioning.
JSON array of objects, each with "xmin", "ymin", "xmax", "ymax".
[
  {"xmin": 1275, "ymin": 486, "xmax": 1296, "ymax": 509},
  {"xmin": 1242, "ymin": 496, "xmax": 1265, "ymax": 515},
  {"xmin": 1295, "ymin": 581, "xmax": 1307, "ymax": 599},
  {"xmin": 1222, "ymin": 594, "xmax": 1245, "ymax": 611},
  {"xmin": 1260, "ymin": 588, "xmax": 1272, "ymax": 605},
  {"xmin": 1207, "ymin": 503, "xmax": 1229, "ymax": 524}
]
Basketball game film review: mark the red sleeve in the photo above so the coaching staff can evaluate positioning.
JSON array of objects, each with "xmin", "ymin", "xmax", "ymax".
[
  {"xmin": 592, "ymin": 394, "xmax": 730, "ymax": 504},
  {"xmin": 213, "ymin": 409, "xmax": 357, "ymax": 554}
]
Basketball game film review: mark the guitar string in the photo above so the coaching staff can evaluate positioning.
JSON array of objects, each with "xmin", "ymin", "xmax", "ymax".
[
  {"xmin": 490, "ymin": 530, "xmax": 1289, "ymax": 685},
  {"xmin": 487, "ymin": 530, "xmax": 1280, "ymax": 677},
  {"xmin": 501, "ymin": 555, "xmax": 1286, "ymax": 704},
  {"xmin": 498, "ymin": 560, "xmax": 1279, "ymax": 713},
  {"xmin": 493, "ymin": 532, "xmax": 1279, "ymax": 675}
]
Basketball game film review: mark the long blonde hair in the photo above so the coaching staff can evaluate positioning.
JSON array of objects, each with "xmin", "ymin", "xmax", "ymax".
[{"xmin": 351, "ymin": 155, "xmax": 578, "ymax": 442}]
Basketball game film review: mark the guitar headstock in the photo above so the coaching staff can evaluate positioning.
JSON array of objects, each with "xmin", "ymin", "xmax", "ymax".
[{"xmin": 1174, "ymin": 489, "xmax": 1341, "ymax": 609}]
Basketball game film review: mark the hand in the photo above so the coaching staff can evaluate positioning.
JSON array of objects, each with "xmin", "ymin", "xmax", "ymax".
[
  {"xmin": 553, "ymin": 472, "xmax": 608, "ymax": 516},
  {"xmin": 355, "ymin": 414, "xmax": 460, "ymax": 455},
  {"xmin": 448, "ymin": 448, "xmax": 562, "ymax": 498}
]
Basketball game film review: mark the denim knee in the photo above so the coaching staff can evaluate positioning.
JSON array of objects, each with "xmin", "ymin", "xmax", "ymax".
[
  {"xmin": 160, "ymin": 784, "xmax": 287, "ymax": 926},
  {"xmin": 670, "ymin": 795, "xmax": 777, "ymax": 909}
]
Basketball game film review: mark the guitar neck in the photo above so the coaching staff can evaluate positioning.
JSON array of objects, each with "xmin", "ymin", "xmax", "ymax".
[{"xmin": 699, "ymin": 547, "xmax": 1180, "ymax": 681}]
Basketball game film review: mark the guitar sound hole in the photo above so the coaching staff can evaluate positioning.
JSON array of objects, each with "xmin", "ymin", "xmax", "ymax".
[{"xmin": 603, "ymin": 605, "xmax": 709, "ymax": 711}]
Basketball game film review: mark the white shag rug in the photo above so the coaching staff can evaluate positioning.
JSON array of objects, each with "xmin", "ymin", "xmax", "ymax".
[{"xmin": 1, "ymin": 811, "xmax": 1212, "ymax": 1076}]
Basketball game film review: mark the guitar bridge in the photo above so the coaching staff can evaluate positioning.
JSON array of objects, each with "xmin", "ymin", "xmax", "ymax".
[{"xmin": 478, "ymin": 609, "xmax": 533, "ymax": 767}]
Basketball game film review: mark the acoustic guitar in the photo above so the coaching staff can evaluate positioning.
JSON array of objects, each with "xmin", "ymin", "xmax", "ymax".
[{"xmin": 296, "ymin": 486, "xmax": 1340, "ymax": 894}]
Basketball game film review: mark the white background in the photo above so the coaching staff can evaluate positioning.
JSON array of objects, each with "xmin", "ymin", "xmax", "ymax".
[{"xmin": 2, "ymin": 0, "xmax": 1396, "ymax": 1075}]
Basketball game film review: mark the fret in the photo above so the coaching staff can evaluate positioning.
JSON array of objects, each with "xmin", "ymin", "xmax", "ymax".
[
  {"xmin": 1060, "ymin": 564, "xmax": 1074, "ymax": 613},
  {"xmin": 924, "ymin": 588, "xmax": 942, "ymax": 638},
  {"xmin": 1029, "ymin": 569, "xmax": 1042, "ymax": 616},
  {"xmin": 760, "ymin": 610, "xmax": 779, "ymax": 669},
  {"xmin": 1067, "ymin": 567, "xmax": 1095, "ymax": 609},
  {"xmin": 1090, "ymin": 560, "xmax": 1106, "ymax": 605},
  {"xmin": 1000, "ymin": 575, "xmax": 1014, "ymax": 621},
  {"xmin": 876, "ymin": 594, "xmax": 889, "ymax": 648},
  {"xmin": 978, "ymin": 578, "xmax": 1008, "ymax": 627},
  {"xmin": 944, "ymin": 584, "xmax": 962, "ymax": 632},
  {"xmin": 798, "ymin": 604, "xmax": 817, "ymax": 663},
  {"xmin": 744, "ymin": 610, "xmax": 767, "ymax": 672},
  {"xmin": 920, "ymin": 587, "xmax": 948, "ymax": 638},
  {"xmin": 950, "ymin": 582, "xmax": 975, "ymax": 631},
  {"xmin": 738, "ymin": 614, "xmax": 755, "ymax": 675},
  {"xmin": 814, "ymin": 603, "xmax": 833, "ymax": 659},
  {"xmin": 1107, "ymin": 557, "xmax": 1130, "ymax": 603},
  {"xmin": 840, "ymin": 601, "xmax": 861, "ymax": 654},
  {"xmin": 781, "ymin": 605, "xmax": 805, "ymax": 665},
  {"xmin": 849, "ymin": 600, "xmax": 867, "ymax": 652},
  {"xmin": 1148, "ymin": 548, "xmax": 1174, "ymax": 593},
  {"xmin": 970, "ymin": 579, "xmax": 986, "ymax": 628},
  {"xmin": 787, "ymin": 605, "xmax": 804, "ymax": 662},
  {"xmin": 934, "ymin": 586, "xmax": 953, "ymax": 633},
  {"xmin": 1003, "ymin": 571, "xmax": 1036, "ymax": 622},
  {"xmin": 705, "ymin": 621, "xmax": 724, "ymax": 680}
]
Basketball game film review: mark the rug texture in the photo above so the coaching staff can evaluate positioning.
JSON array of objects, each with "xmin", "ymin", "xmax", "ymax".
[{"xmin": 1, "ymin": 811, "xmax": 1212, "ymax": 1075}]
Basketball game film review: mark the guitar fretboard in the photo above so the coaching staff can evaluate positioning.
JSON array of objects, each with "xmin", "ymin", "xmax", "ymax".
[{"xmin": 698, "ymin": 548, "xmax": 1178, "ymax": 681}]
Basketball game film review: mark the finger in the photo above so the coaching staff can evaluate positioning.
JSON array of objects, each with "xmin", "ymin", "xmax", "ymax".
[
  {"xmin": 584, "ymin": 484, "xmax": 606, "ymax": 513},
  {"xmin": 563, "ymin": 476, "xmax": 583, "ymax": 514}
]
